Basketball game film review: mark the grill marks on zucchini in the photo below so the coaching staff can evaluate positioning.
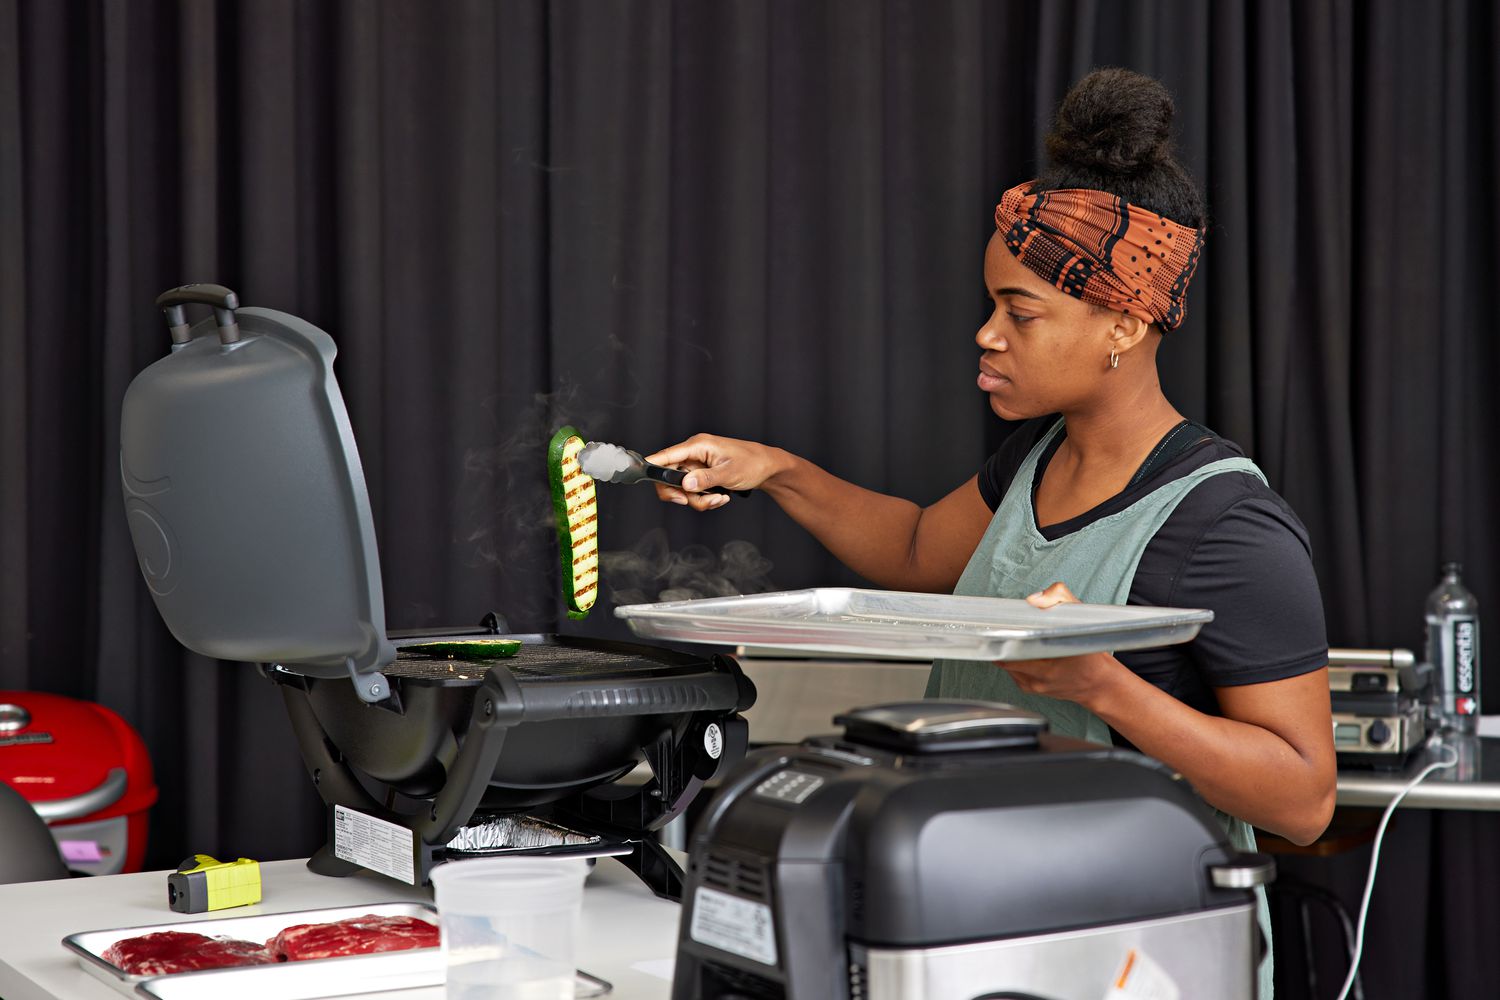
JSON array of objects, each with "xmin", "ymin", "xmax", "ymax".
[{"xmin": 548, "ymin": 427, "xmax": 599, "ymax": 619}]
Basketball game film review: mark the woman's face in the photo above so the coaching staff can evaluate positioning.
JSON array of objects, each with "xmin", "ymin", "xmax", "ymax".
[{"xmin": 975, "ymin": 231, "xmax": 1123, "ymax": 421}]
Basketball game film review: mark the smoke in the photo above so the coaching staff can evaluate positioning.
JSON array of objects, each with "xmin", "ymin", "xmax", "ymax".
[
  {"xmin": 457, "ymin": 389, "xmax": 568, "ymax": 570},
  {"xmin": 456, "ymin": 322, "xmax": 651, "ymax": 576},
  {"xmin": 452, "ymin": 334, "xmax": 761, "ymax": 624},
  {"xmin": 602, "ymin": 528, "xmax": 776, "ymax": 606},
  {"xmin": 457, "ymin": 372, "xmax": 625, "ymax": 572}
]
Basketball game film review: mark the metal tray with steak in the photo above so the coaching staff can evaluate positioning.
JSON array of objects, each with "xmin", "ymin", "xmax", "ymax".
[
  {"xmin": 65, "ymin": 902, "xmax": 435, "ymax": 997},
  {"xmin": 65, "ymin": 901, "xmax": 612, "ymax": 999},
  {"xmin": 136, "ymin": 958, "xmax": 612, "ymax": 1000}
]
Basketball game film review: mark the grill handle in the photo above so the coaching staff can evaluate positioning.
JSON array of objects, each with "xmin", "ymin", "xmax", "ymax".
[
  {"xmin": 510, "ymin": 672, "xmax": 743, "ymax": 722},
  {"xmin": 1209, "ymin": 851, "xmax": 1276, "ymax": 890},
  {"xmin": 155, "ymin": 283, "xmax": 241, "ymax": 347},
  {"xmin": 1328, "ymin": 647, "xmax": 1416, "ymax": 669},
  {"xmin": 31, "ymin": 767, "xmax": 128, "ymax": 823}
]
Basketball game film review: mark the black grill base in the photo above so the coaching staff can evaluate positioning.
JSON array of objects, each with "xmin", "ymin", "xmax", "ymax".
[{"xmin": 272, "ymin": 625, "xmax": 755, "ymax": 899}]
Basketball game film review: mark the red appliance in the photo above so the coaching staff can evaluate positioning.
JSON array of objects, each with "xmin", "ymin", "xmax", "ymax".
[{"xmin": 0, "ymin": 691, "xmax": 158, "ymax": 874}]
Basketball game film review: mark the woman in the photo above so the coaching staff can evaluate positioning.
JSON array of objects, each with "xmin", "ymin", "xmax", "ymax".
[{"xmin": 648, "ymin": 69, "xmax": 1333, "ymax": 997}]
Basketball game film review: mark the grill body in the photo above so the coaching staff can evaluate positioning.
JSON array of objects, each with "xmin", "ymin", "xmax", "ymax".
[{"xmin": 118, "ymin": 286, "xmax": 756, "ymax": 899}]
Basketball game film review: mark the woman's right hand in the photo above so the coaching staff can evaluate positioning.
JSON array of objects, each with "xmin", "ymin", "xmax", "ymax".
[{"xmin": 644, "ymin": 434, "xmax": 790, "ymax": 511}]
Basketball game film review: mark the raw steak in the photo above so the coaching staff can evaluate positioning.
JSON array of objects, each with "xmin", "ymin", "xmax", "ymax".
[
  {"xmin": 267, "ymin": 913, "xmax": 439, "ymax": 961},
  {"xmin": 101, "ymin": 930, "xmax": 275, "ymax": 975}
]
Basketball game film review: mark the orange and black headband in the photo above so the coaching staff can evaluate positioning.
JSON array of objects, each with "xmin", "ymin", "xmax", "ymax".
[{"xmin": 994, "ymin": 182, "xmax": 1203, "ymax": 331}]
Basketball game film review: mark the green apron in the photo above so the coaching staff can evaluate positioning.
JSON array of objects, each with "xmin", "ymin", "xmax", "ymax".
[{"xmin": 925, "ymin": 418, "xmax": 1274, "ymax": 999}]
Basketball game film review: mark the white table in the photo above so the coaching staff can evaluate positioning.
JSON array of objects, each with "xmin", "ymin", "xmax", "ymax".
[
  {"xmin": 1336, "ymin": 732, "xmax": 1500, "ymax": 810},
  {"xmin": 0, "ymin": 857, "xmax": 681, "ymax": 1000}
]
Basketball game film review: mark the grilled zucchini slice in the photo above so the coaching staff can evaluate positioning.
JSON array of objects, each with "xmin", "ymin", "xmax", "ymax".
[{"xmin": 547, "ymin": 426, "xmax": 599, "ymax": 619}]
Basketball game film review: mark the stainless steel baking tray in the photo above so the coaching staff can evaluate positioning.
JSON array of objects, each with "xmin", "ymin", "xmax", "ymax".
[
  {"xmin": 63, "ymin": 901, "xmax": 610, "ymax": 998},
  {"xmin": 616, "ymin": 588, "xmax": 1213, "ymax": 661}
]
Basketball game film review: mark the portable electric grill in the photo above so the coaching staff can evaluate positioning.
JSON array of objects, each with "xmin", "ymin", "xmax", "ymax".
[{"xmin": 119, "ymin": 283, "xmax": 754, "ymax": 898}]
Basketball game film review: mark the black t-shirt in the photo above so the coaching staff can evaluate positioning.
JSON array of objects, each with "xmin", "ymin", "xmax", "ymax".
[{"xmin": 977, "ymin": 417, "xmax": 1328, "ymax": 737}]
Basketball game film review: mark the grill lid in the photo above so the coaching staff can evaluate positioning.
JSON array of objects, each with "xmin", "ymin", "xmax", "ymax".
[{"xmin": 120, "ymin": 285, "xmax": 394, "ymax": 700}]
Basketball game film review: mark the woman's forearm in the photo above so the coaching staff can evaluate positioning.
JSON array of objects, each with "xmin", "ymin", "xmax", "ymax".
[
  {"xmin": 646, "ymin": 433, "xmax": 988, "ymax": 591},
  {"xmin": 759, "ymin": 451, "xmax": 959, "ymax": 592},
  {"xmin": 1087, "ymin": 665, "xmax": 1336, "ymax": 844}
]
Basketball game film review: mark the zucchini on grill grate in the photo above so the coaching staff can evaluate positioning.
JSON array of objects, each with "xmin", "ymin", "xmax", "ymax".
[{"xmin": 547, "ymin": 426, "xmax": 599, "ymax": 619}]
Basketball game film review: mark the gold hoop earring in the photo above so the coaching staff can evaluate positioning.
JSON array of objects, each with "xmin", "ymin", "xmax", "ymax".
[{"xmin": 1109, "ymin": 347, "xmax": 1119, "ymax": 370}]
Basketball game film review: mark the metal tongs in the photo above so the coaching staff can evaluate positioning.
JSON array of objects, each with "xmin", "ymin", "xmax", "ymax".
[{"xmin": 578, "ymin": 441, "xmax": 750, "ymax": 497}]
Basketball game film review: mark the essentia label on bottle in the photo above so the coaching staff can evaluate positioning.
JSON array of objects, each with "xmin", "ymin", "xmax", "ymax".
[{"xmin": 1454, "ymin": 617, "xmax": 1479, "ymax": 712}]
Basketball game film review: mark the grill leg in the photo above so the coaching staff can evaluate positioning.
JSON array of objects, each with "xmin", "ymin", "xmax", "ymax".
[
  {"xmin": 620, "ymin": 837, "xmax": 686, "ymax": 902},
  {"xmin": 306, "ymin": 845, "xmax": 361, "ymax": 878}
]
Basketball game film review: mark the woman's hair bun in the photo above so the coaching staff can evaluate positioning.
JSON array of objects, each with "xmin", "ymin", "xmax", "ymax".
[{"xmin": 1044, "ymin": 67, "xmax": 1176, "ymax": 176}]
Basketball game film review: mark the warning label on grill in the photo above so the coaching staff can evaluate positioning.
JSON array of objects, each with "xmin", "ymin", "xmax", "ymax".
[
  {"xmin": 689, "ymin": 886, "xmax": 777, "ymax": 966},
  {"xmin": 333, "ymin": 806, "xmax": 415, "ymax": 885},
  {"xmin": 1105, "ymin": 947, "xmax": 1180, "ymax": 1000}
]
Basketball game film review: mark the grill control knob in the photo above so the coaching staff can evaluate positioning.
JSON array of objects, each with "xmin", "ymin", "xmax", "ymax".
[
  {"xmin": 1368, "ymin": 720, "xmax": 1392, "ymax": 747},
  {"xmin": 0, "ymin": 704, "xmax": 30, "ymax": 734}
]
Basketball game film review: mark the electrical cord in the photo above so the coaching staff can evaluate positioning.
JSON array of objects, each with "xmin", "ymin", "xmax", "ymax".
[{"xmin": 1333, "ymin": 733, "xmax": 1460, "ymax": 1000}]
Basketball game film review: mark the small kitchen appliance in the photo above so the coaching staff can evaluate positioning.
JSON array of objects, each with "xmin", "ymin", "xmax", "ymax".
[
  {"xmin": 0, "ymin": 690, "xmax": 157, "ymax": 875},
  {"xmin": 1328, "ymin": 647, "xmax": 1428, "ymax": 768},
  {"xmin": 671, "ymin": 701, "xmax": 1272, "ymax": 1000}
]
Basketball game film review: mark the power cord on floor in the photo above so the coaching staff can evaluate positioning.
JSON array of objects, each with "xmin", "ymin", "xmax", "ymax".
[{"xmin": 1333, "ymin": 733, "xmax": 1460, "ymax": 1000}]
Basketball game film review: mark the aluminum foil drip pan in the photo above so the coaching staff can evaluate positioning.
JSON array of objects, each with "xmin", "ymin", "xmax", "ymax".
[{"xmin": 445, "ymin": 814, "xmax": 608, "ymax": 857}]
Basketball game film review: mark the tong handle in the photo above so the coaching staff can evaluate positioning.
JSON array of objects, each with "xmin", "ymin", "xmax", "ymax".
[
  {"xmin": 155, "ymin": 283, "xmax": 241, "ymax": 347},
  {"xmin": 648, "ymin": 464, "xmax": 751, "ymax": 498}
]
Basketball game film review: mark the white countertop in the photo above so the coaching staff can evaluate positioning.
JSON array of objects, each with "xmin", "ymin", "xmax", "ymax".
[{"xmin": 0, "ymin": 857, "xmax": 680, "ymax": 1000}]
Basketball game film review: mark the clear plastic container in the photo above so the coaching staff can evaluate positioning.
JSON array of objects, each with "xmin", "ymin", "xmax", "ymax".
[{"xmin": 430, "ymin": 857, "xmax": 589, "ymax": 1000}]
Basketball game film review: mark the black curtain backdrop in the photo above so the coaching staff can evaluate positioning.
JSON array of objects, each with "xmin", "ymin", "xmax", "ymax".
[{"xmin": 2, "ymin": 2, "xmax": 1498, "ymax": 997}]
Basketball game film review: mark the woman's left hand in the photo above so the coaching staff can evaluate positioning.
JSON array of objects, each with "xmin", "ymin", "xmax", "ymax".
[{"xmin": 996, "ymin": 581, "xmax": 1128, "ymax": 710}]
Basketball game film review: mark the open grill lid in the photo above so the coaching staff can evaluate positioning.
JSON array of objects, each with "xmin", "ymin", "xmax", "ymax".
[{"xmin": 120, "ymin": 285, "xmax": 395, "ymax": 700}]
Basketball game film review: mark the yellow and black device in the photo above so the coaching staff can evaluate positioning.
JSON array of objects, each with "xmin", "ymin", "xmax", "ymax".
[{"xmin": 167, "ymin": 855, "xmax": 262, "ymax": 913}]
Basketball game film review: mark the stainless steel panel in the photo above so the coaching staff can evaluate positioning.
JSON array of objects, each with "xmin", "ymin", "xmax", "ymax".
[
  {"xmin": 617, "ymin": 588, "xmax": 1212, "ymax": 662},
  {"xmin": 135, "ymin": 948, "xmax": 445, "ymax": 999},
  {"xmin": 857, "ymin": 905, "xmax": 1256, "ymax": 1000},
  {"xmin": 736, "ymin": 657, "xmax": 930, "ymax": 744},
  {"xmin": 137, "ymin": 961, "xmax": 612, "ymax": 999},
  {"xmin": 1210, "ymin": 858, "xmax": 1276, "ymax": 890},
  {"xmin": 1328, "ymin": 647, "xmax": 1416, "ymax": 669},
  {"xmin": 1330, "ymin": 703, "xmax": 1425, "ymax": 755}
]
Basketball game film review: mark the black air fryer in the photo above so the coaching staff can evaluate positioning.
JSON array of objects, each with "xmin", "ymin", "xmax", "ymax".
[
  {"xmin": 119, "ymin": 284, "xmax": 754, "ymax": 897},
  {"xmin": 672, "ymin": 701, "xmax": 1271, "ymax": 1000}
]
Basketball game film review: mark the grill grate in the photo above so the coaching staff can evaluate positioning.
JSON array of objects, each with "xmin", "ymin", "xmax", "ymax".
[{"xmin": 384, "ymin": 640, "xmax": 675, "ymax": 682}]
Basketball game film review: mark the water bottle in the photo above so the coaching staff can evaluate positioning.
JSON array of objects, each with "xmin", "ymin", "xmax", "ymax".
[{"xmin": 1425, "ymin": 562, "xmax": 1482, "ymax": 733}]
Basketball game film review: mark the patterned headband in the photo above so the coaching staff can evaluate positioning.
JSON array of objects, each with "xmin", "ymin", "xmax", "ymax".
[{"xmin": 993, "ymin": 182, "xmax": 1203, "ymax": 330}]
